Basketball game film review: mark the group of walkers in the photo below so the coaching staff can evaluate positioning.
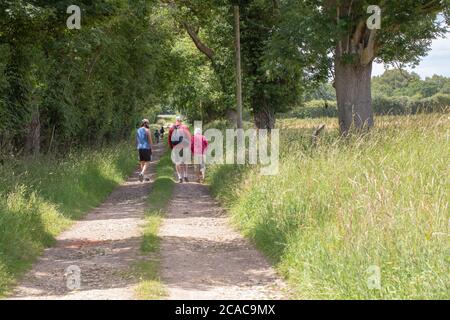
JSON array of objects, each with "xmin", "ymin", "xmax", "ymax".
[
  {"xmin": 154, "ymin": 126, "xmax": 165, "ymax": 144},
  {"xmin": 136, "ymin": 116, "xmax": 208, "ymax": 184}
]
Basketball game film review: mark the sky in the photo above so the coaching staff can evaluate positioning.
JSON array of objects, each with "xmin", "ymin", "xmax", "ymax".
[{"xmin": 372, "ymin": 34, "xmax": 450, "ymax": 79}]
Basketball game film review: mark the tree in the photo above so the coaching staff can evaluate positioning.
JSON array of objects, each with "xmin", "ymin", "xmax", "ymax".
[
  {"xmin": 167, "ymin": 34, "xmax": 225, "ymax": 122},
  {"xmin": 163, "ymin": 0, "xmax": 306, "ymax": 129},
  {"xmin": 372, "ymin": 69, "xmax": 450, "ymax": 98},
  {"xmin": 372, "ymin": 69, "xmax": 421, "ymax": 97},
  {"xmin": 304, "ymin": 82, "xmax": 337, "ymax": 101},
  {"xmin": 0, "ymin": 0, "xmax": 176, "ymax": 154},
  {"xmin": 269, "ymin": 0, "xmax": 448, "ymax": 134}
]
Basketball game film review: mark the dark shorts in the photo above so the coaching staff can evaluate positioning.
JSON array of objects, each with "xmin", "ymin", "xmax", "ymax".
[{"xmin": 139, "ymin": 149, "xmax": 152, "ymax": 162}]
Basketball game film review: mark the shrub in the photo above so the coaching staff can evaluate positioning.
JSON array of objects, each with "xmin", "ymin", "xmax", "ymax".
[
  {"xmin": 372, "ymin": 95, "xmax": 409, "ymax": 115},
  {"xmin": 280, "ymin": 100, "xmax": 338, "ymax": 119},
  {"xmin": 409, "ymin": 93, "xmax": 450, "ymax": 113},
  {"xmin": 281, "ymin": 94, "xmax": 450, "ymax": 119}
]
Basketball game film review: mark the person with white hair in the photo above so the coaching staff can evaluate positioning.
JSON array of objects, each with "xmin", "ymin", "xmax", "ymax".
[
  {"xmin": 168, "ymin": 116, "xmax": 191, "ymax": 183},
  {"xmin": 191, "ymin": 127, "xmax": 208, "ymax": 183}
]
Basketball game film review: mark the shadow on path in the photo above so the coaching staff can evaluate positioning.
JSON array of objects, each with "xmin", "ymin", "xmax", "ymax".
[
  {"xmin": 9, "ymin": 144, "xmax": 166, "ymax": 300},
  {"xmin": 159, "ymin": 168, "xmax": 287, "ymax": 300}
]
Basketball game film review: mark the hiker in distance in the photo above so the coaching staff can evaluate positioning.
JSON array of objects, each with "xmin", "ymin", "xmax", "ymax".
[
  {"xmin": 168, "ymin": 116, "xmax": 191, "ymax": 183},
  {"xmin": 136, "ymin": 119, "xmax": 153, "ymax": 182},
  {"xmin": 154, "ymin": 129, "xmax": 160, "ymax": 144},
  {"xmin": 191, "ymin": 128, "xmax": 208, "ymax": 183}
]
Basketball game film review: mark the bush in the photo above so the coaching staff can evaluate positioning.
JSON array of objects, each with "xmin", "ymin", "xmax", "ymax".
[
  {"xmin": 0, "ymin": 44, "xmax": 11, "ymax": 147},
  {"xmin": 372, "ymin": 95, "xmax": 409, "ymax": 115},
  {"xmin": 281, "ymin": 94, "xmax": 450, "ymax": 119},
  {"xmin": 0, "ymin": 2, "xmax": 172, "ymax": 154},
  {"xmin": 373, "ymin": 94, "xmax": 450, "ymax": 115},
  {"xmin": 409, "ymin": 93, "xmax": 450, "ymax": 113},
  {"xmin": 279, "ymin": 100, "xmax": 338, "ymax": 119}
]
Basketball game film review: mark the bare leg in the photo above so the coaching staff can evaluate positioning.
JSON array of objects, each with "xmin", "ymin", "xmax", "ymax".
[
  {"xmin": 138, "ymin": 161, "xmax": 146, "ymax": 182},
  {"xmin": 202, "ymin": 155, "xmax": 206, "ymax": 180},
  {"xmin": 142, "ymin": 161, "xmax": 149, "ymax": 176},
  {"xmin": 194, "ymin": 165, "xmax": 200, "ymax": 182},
  {"xmin": 175, "ymin": 164, "xmax": 182, "ymax": 181},
  {"xmin": 183, "ymin": 164, "xmax": 188, "ymax": 180},
  {"xmin": 201, "ymin": 165, "xmax": 206, "ymax": 181}
]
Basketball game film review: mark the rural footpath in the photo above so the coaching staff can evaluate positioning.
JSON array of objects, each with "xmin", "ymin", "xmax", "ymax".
[{"xmin": 9, "ymin": 143, "xmax": 287, "ymax": 300}]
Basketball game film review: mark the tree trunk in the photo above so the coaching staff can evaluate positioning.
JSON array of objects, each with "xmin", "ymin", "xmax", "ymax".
[
  {"xmin": 234, "ymin": 5, "xmax": 243, "ymax": 130},
  {"xmin": 25, "ymin": 105, "xmax": 40, "ymax": 157},
  {"xmin": 335, "ymin": 58, "xmax": 374, "ymax": 135},
  {"xmin": 253, "ymin": 95, "xmax": 275, "ymax": 130}
]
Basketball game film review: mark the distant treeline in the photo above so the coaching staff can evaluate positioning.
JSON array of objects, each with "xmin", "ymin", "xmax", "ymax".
[
  {"xmin": 0, "ymin": 1, "xmax": 175, "ymax": 156},
  {"xmin": 283, "ymin": 70, "xmax": 450, "ymax": 118}
]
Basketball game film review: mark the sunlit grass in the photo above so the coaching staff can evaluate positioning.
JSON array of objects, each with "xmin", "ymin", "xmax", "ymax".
[
  {"xmin": 209, "ymin": 113, "xmax": 449, "ymax": 299},
  {"xmin": 133, "ymin": 260, "xmax": 167, "ymax": 300}
]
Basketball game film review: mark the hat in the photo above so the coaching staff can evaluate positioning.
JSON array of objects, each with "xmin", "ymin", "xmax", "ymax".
[
  {"xmin": 194, "ymin": 128, "xmax": 202, "ymax": 135},
  {"xmin": 141, "ymin": 119, "xmax": 150, "ymax": 126},
  {"xmin": 175, "ymin": 116, "xmax": 181, "ymax": 123}
]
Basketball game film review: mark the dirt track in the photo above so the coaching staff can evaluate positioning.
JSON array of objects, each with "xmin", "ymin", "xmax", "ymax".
[
  {"xmin": 159, "ymin": 174, "xmax": 287, "ymax": 300},
  {"xmin": 9, "ymin": 144, "xmax": 164, "ymax": 300},
  {"xmin": 9, "ymin": 144, "xmax": 287, "ymax": 300}
]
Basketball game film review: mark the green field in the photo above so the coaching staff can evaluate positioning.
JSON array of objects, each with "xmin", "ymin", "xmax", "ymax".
[{"xmin": 209, "ymin": 113, "xmax": 449, "ymax": 299}]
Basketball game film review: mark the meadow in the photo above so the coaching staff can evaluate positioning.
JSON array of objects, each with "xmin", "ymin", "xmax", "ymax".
[
  {"xmin": 0, "ymin": 143, "xmax": 136, "ymax": 297},
  {"xmin": 208, "ymin": 113, "xmax": 449, "ymax": 299}
]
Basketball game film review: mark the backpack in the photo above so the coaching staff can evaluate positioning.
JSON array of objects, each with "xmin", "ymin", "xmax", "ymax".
[{"xmin": 171, "ymin": 125, "xmax": 183, "ymax": 145}]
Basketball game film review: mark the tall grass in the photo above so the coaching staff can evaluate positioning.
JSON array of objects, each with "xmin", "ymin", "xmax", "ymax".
[
  {"xmin": 0, "ymin": 143, "xmax": 136, "ymax": 297},
  {"xmin": 209, "ymin": 113, "xmax": 449, "ymax": 299}
]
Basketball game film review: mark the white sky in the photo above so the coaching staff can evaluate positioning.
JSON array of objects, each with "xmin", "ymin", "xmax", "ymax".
[{"xmin": 373, "ymin": 34, "xmax": 450, "ymax": 79}]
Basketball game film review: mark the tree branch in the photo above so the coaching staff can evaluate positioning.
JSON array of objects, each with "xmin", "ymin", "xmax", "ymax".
[
  {"xmin": 361, "ymin": 29, "xmax": 377, "ymax": 65},
  {"xmin": 346, "ymin": 0, "xmax": 354, "ymax": 53},
  {"xmin": 351, "ymin": 20, "xmax": 366, "ymax": 53},
  {"xmin": 337, "ymin": 5, "xmax": 343, "ymax": 56},
  {"xmin": 420, "ymin": 0, "xmax": 441, "ymax": 13},
  {"xmin": 182, "ymin": 22, "xmax": 215, "ymax": 61},
  {"xmin": 87, "ymin": 46, "xmax": 102, "ymax": 81},
  {"xmin": 160, "ymin": 0, "xmax": 215, "ymax": 61}
]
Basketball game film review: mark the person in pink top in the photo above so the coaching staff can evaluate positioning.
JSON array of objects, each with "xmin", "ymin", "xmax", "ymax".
[
  {"xmin": 191, "ymin": 128, "xmax": 208, "ymax": 183},
  {"xmin": 169, "ymin": 116, "xmax": 191, "ymax": 183}
]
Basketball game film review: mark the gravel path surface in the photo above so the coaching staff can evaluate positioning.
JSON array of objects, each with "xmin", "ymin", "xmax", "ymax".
[
  {"xmin": 159, "ymin": 170, "xmax": 287, "ymax": 300},
  {"xmin": 9, "ymin": 144, "xmax": 165, "ymax": 300},
  {"xmin": 9, "ymin": 144, "xmax": 287, "ymax": 300}
]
